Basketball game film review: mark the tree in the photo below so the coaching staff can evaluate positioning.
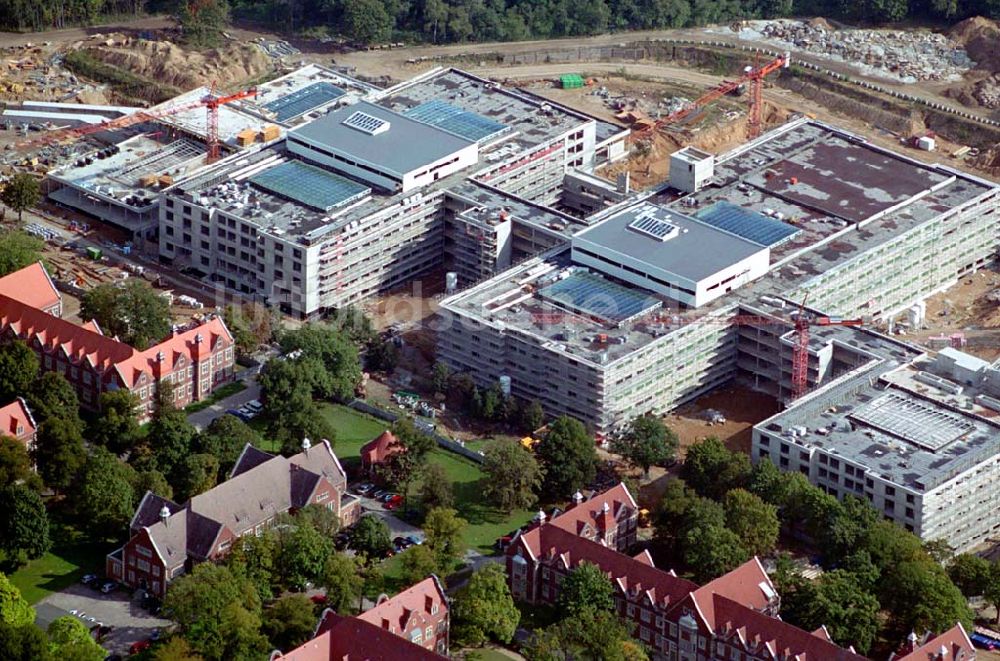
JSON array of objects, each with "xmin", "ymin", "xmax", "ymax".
[
  {"xmin": 259, "ymin": 359, "xmax": 336, "ymax": 452},
  {"xmin": 263, "ymin": 594, "xmax": 316, "ymax": 652},
  {"xmin": 985, "ymin": 562, "xmax": 1000, "ymax": 625},
  {"xmin": 654, "ymin": 479, "xmax": 725, "ymax": 560},
  {"xmin": 365, "ymin": 338, "xmax": 399, "ymax": 373},
  {"xmin": 431, "ymin": 362, "xmax": 451, "ymax": 395},
  {"xmin": 226, "ymin": 532, "xmax": 279, "ymax": 603},
  {"xmin": 321, "ymin": 553, "xmax": 363, "ymax": 614},
  {"xmin": 81, "ymin": 280, "xmax": 172, "ymax": 348},
  {"xmin": 342, "ymin": 0, "xmax": 392, "ymax": 44},
  {"xmin": 535, "ymin": 416, "xmax": 595, "ymax": 499},
  {"xmin": 0, "ymin": 437, "xmax": 38, "ymax": 491},
  {"xmin": 350, "ymin": 514, "xmax": 392, "ymax": 562},
  {"xmin": 33, "ymin": 416, "xmax": 85, "ymax": 494},
  {"xmin": 683, "ymin": 524, "xmax": 751, "ymax": 582},
  {"xmin": 0, "ymin": 574, "xmax": 33, "ymax": 627},
  {"xmin": 74, "ymin": 447, "xmax": 135, "ymax": 539},
  {"xmin": 0, "ymin": 341, "xmax": 38, "ymax": 403},
  {"xmin": 0, "ymin": 232, "xmax": 42, "ymax": 279},
  {"xmin": 524, "ymin": 607, "xmax": 647, "ymax": 661},
  {"xmin": 195, "ymin": 414, "xmax": 262, "ymax": 474},
  {"xmin": 133, "ymin": 469, "xmax": 173, "ymax": 501},
  {"xmin": 163, "ymin": 563, "xmax": 268, "ymax": 661},
  {"xmin": 178, "ymin": 0, "xmax": 230, "ymax": 48},
  {"xmin": 557, "ymin": 562, "xmax": 614, "ymax": 617},
  {"xmin": 295, "ymin": 504, "xmax": 340, "ymax": 539},
  {"xmin": 420, "ymin": 462, "xmax": 454, "ymax": 511},
  {"xmin": 275, "ymin": 519, "xmax": 334, "ymax": 590},
  {"xmin": 25, "ymin": 372, "xmax": 78, "ymax": 426},
  {"xmin": 948, "ymin": 553, "xmax": 990, "ymax": 598},
  {"xmin": 611, "ymin": 415, "xmax": 678, "ymax": 476},
  {"xmin": 400, "ymin": 544, "xmax": 439, "ymax": 585},
  {"xmin": 47, "ymin": 616, "xmax": 105, "ymax": 660},
  {"xmin": 882, "ymin": 560, "xmax": 973, "ymax": 636},
  {"xmin": 0, "ymin": 622, "xmax": 52, "ymax": 661},
  {"xmin": 174, "ymin": 453, "xmax": 219, "ymax": 501},
  {"xmin": 723, "ymin": 489, "xmax": 779, "ymax": 557},
  {"xmin": 223, "ymin": 303, "xmax": 275, "ymax": 355},
  {"xmin": 779, "ymin": 570, "xmax": 879, "ymax": 654},
  {"xmin": 424, "ymin": 507, "xmax": 467, "ymax": 569},
  {"xmin": 519, "ymin": 399, "xmax": 545, "ymax": 434},
  {"xmin": 0, "ymin": 174, "xmax": 41, "ymax": 222},
  {"xmin": 278, "ymin": 324, "xmax": 362, "ymax": 402},
  {"xmin": 151, "ymin": 636, "xmax": 205, "ymax": 661},
  {"xmin": 89, "ymin": 389, "xmax": 141, "ymax": 455},
  {"xmin": 481, "ymin": 438, "xmax": 543, "ymax": 514},
  {"xmin": 748, "ymin": 458, "xmax": 788, "ymax": 506},
  {"xmin": 148, "ymin": 384, "xmax": 198, "ymax": 478},
  {"xmin": 680, "ymin": 437, "xmax": 751, "ymax": 500},
  {"xmin": 0, "ymin": 485, "xmax": 50, "ymax": 562},
  {"xmin": 452, "ymin": 564, "xmax": 519, "ymax": 646},
  {"xmin": 377, "ymin": 419, "xmax": 435, "ymax": 498}
]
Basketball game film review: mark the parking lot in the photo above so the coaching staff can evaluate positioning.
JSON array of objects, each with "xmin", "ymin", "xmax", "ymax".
[{"xmin": 37, "ymin": 582, "xmax": 170, "ymax": 656}]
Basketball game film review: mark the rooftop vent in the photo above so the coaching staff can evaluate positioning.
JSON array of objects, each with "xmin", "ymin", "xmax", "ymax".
[{"xmin": 342, "ymin": 111, "xmax": 390, "ymax": 135}]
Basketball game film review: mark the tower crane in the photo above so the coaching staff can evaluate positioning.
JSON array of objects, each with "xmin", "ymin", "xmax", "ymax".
[
  {"xmin": 634, "ymin": 51, "xmax": 790, "ymax": 142},
  {"xmin": 19, "ymin": 85, "xmax": 258, "ymax": 163},
  {"xmin": 789, "ymin": 294, "xmax": 863, "ymax": 400}
]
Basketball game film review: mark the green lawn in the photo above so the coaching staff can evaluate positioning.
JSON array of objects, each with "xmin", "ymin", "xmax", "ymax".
[
  {"xmin": 418, "ymin": 449, "xmax": 535, "ymax": 554},
  {"xmin": 253, "ymin": 403, "xmax": 388, "ymax": 461},
  {"xmin": 2, "ymin": 541, "xmax": 111, "ymax": 604}
]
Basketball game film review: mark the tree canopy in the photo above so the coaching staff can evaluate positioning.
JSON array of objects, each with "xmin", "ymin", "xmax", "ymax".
[
  {"xmin": 46, "ymin": 616, "xmax": 105, "ymax": 660},
  {"xmin": 0, "ymin": 231, "xmax": 42, "ymax": 278},
  {"xmin": 610, "ymin": 415, "xmax": 678, "ymax": 475},
  {"xmin": 0, "ymin": 485, "xmax": 50, "ymax": 563},
  {"xmin": 73, "ymin": 447, "xmax": 136, "ymax": 539},
  {"xmin": 535, "ymin": 416, "xmax": 595, "ymax": 499},
  {"xmin": 0, "ymin": 175, "xmax": 41, "ymax": 222},
  {"xmin": 90, "ymin": 389, "xmax": 141, "ymax": 455},
  {"xmin": 680, "ymin": 436, "xmax": 751, "ymax": 500},
  {"xmin": 481, "ymin": 438, "xmax": 543, "ymax": 513},
  {"xmin": 452, "ymin": 564, "xmax": 520, "ymax": 646},
  {"xmin": 262, "ymin": 594, "xmax": 316, "ymax": 652},
  {"xmin": 424, "ymin": 507, "xmax": 468, "ymax": 569},
  {"xmin": 0, "ymin": 341, "xmax": 38, "ymax": 404},
  {"xmin": 350, "ymin": 514, "xmax": 392, "ymax": 562},
  {"xmin": 557, "ymin": 562, "xmax": 615, "ymax": 617},
  {"xmin": 0, "ymin": 573, "xmax": 34, "ymax": 628},
  {"xmin": 80, "ymin": 280, "xmax": 171, "ymax": 348}
]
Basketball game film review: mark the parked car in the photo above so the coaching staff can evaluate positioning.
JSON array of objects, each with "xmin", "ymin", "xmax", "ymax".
[
  {"xmin": 238, "ymin": 405, "xmax": 257, "ymax": 419},
  {"xmin": 129, "ymin": 641, "xmax": 151, "ymax": 655},
  {"xmin": 380, "ymin": 493, "xmax": 398, "ymax": 503},
  {"xmin": 150, "ymin": 629, "xmax": 161, "ymax": 641},
  {"xmin": 405, "ymin": 534, "xmax": 423, "ymax": 546},
  {"xmin": 100, "ymin": 580, "xmax": 117, "ymax": 594},
  {"xmin": 354, "ymin": 483, "xmax": 374, "ymax": 496},
  {"xmin": 372, "ymin": 489, "xmax": 388, "ymax": 500},
  {"xmin": 310, "ymin": 594, "xmax": 328, "ymax": 606},
  {"xmin": 81, "ymin": 574, "xmax": 99, "ymax": 587},
  {"xmin": 226, "ymin": 408, "xmax": 249, "ymax": 422},
  {"xmin": 245, "ymin": 400, "xmax": 263, "ymax": 413},
  {"xmin": 495, "ymin": 535, "xmax": 513, "ymax": 551}
]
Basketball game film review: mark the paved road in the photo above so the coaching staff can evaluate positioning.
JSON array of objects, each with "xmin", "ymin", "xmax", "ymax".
[
  {"xmin": 186, "ymin": 374, "xmax": 261, "ymax": 431},
  {"xmin": 38, "ymin": 584, "xmax": 170, "ymax": 656}
]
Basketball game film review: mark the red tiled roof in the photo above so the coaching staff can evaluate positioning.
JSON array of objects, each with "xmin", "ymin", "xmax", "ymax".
[
  {"xmin": 275, "ymin": 611, "xmax": 446, "ymax": 661},
  {"xmin": 361, "ymin": 430, "xmax": 399, "ymax": 465},
  {"xmin": 357, "ymin": 576, "xmax": 447, "ymax": 634},
  {"xmin": 518, "ymin": 523, "xmax": 698, "ymax": 610},
  {"xmin": 688, "ymin": 557, "xmax": 775, "ymax": 632},
  {"xmin": 0, "ymin": 262, "xmax": 59, "ymax": 312},
  {"xmin": 551, "ymin": 482, "xmax": 637, "ymax": 538},
  {"xmin": 712, "ymin": 594, "xmax": 868, "ymax": 661},
  {"xmin": 0, "ymin": 397, "xmax": 34, "ymax": 442},
  {"xmin": 0, "ymin": 292, "xmax": 232, "ymax": 388},
  {"xmin": 894, "ymin": 624, "xmax": 975, "ymax": 661}
]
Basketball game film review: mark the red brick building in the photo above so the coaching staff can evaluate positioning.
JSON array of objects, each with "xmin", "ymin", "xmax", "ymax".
[
  {"xmin": 271, "ymin": 611, "xmax": 446, "ymax": 661},
  {"xmin": 541, "ymin": 482, "xmax": 639, "ymax": 552},
  {"xmin": 891, "ymin": 625, "xmax": 976, "ymax": 661},
  {"xmin": 0, "ymin": 397, "xmax": 36, "ymax": 450},
  {"xmin": 355, "ymin": 576, "xmax": 450, "ymax": 655},
  {"xmin": 360, "ymin": 430, "xmax": 400, "ymax": 479},
  {"xmin": 0, "ymin": 261, "xmax": 62, "ymax": 316},
  {"xmin": 0, "ymin": 263, "xmax": 235, "ymax": 421},
  {"xmin": 107, "ymin": 439, "xmax": 361, "ymax": 597}
]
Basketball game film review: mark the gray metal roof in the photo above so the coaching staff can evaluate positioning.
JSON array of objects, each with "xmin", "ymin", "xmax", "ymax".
[
  {"xmin": 573, "ymin": 202, "xmax": 766, "ymax": 282},
  {"xmin": 290, "ymin": 100, "xmax": 473, "ymax": 176}
]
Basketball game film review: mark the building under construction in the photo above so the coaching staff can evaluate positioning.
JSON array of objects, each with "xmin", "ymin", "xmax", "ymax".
[{"xmin": 438, "ymin": 118, "xmax": 1000, "ymax": 430}]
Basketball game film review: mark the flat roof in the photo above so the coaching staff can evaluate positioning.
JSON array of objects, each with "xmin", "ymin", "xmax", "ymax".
[
  {"xmin": 573, "ymin": 202, "xmax": 765, "ymax": 282},
  {"xmin": 244, "ymin": 64, "xmax": 378, "ymax": 126},
  {"xmin": 250, "ymin": 160, "xmax": 370, "ymax": 211},
  {"xmin": 761, "ymin": 355, "xmax": 1000, "ymax": 493},
  {"xmin": 290, "ymin": 101, "xmax": 473, "ymax": 177},
  {"xmin": 695, "ymin": 201, "xmax": 799, "ymax": 247},
  {"xmin": 403, "ymin": 99, "xmax": 511, "ymax": 144},
  {"xmin": 538, "ymin": 269, "xmax": 662, "ymax": 326},
  {"xmin": 157, "ymin": 87, "xmax": 279, "ymax": 145}
]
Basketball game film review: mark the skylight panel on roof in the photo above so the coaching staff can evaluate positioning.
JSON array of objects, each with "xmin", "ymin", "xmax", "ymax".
[
  {"xmin": 342, "ymin": 111, "xmax": 390, "ymax": 135},
  {"xmin": 627, "ymin": 210, "xmax": 679, "ymax": 242}
]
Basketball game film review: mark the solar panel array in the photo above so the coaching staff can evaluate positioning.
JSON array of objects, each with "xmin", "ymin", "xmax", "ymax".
[
  {"xmin": 538, "ymin": 270, "xmax": 662, "ymax": 326},
  {"xmin": 628, "ymin": 213, "xmax": 678, "ymax": 242},
  {"xmin": 694, "ymin": 201, "xmax": 800, "ymax": 247},
  {"xmin": 342, "ymin": 111, "xmax": 390, "ymax": 135},
  {"xmin": 264, "ymin": 82, "xmax": 346, "ymax": 122},
  {"xmin": 250, "ymin": 160, "xmax": 371, "ymax": 211},
  {"xmin": 404, "ymin": 100, "xmax": 509, "ymax": 143}
]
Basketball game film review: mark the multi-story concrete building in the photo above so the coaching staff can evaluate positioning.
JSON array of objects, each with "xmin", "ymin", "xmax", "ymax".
[
  {"xmin": 158, "ymin": 68, "xmax": 629, "ymax": 317},
  {"xmin": 0, "ymin": 263, "xmax": 235, "ymax": 419},
  {"xmin": 437, "ymin": 119, "xmax": 1000, "ymax": 433},
  {"xmin": 107, "ymin": 439, "xmax": 359, "ymax": 597}
]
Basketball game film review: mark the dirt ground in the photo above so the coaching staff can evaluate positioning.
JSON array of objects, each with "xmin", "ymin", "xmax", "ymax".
[{"xmin": 899, "ymin": 266, "xmax": 1000, "ymax": 361}]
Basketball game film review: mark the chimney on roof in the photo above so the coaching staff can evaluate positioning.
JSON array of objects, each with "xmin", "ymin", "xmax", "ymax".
[
  {"xmin": 156, "ymin": 351, "xmax": 165, "ymax": 362},
  {"xmin": 159, "ymin": 505, "xmax": 170, "ymax": 525},
  {"xmin": 938, "ymin": 645, "xmax": 948, "ymax": 660},
  {"xmin": 302, "ymin": 437, "xmax": 311, "ymax": 454},
  {"xmin": 195, "ymin": 333, "xmax": 203, "ymax": 344},
  {"xmin": 903, "ymin": 631, "xmax": 918, "ymax": 653},
  {"xmin": 572, "ymin": 490, "xmax": 584, "ymax": 505},
  {"xmin": 534, "ymin": 509, "xmax": 547, "ymax": 525}
]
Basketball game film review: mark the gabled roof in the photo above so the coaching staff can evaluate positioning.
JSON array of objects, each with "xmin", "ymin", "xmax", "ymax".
[
  {"xmin": 231, "ymin": 444, "xmax": 276, "ymax": 478},
  {"xmin": 357, "ymin": 576, "xmax": 447, "ymax": 634},
  {"xmin": 273, "ymin": 611, "xmax": 446, "ymax": 660},
  {"xmin": 516, "ymin": 523, "xmax": 698, "ymax": 610},
  {"xmin": 688, "ymin": 557, "xmax": 776, "ymax": 633},
  {"xmin": 893, "ymin": 624, "xmax": 975, "ymax": 661},
  {"xmin": 130, "ymin": 491, "xmax": 182, "ymax": 533},
  {"xmin": 0, "ymin": 261, "xmax": 60, "ymax": 312},
  {"xmin": 0, "ymin": 397, "xmax": 35, "ymax": 441},
  {"xmin": 361, "ymin": 430, "xmax": 399, "ymax": 465},
  {"xmin": 551, "ymin": 482, "xmax": 638, "ymax": 538},
  {"xmin": 712, "ymin": 594, "xmax": 868, "ymax": 661}
]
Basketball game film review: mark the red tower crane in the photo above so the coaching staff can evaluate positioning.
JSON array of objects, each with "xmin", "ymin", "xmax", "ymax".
[
  {"xmin": 635, "ymin": 51, "xmax": 790, "ymax": 141},
  {"xmin": 20, "ymin": 85, "xmax": 257, "ymax": 163},
  {"xmin": 789, "ymin": 295, "xmax": 863, "ymax": 400}
]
